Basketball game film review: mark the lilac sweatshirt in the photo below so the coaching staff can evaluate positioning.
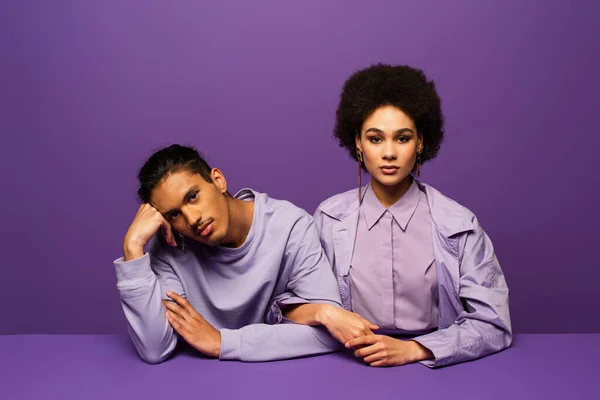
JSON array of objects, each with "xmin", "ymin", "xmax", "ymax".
[{"xmin": 114, "ymin": 189, "xmax": 342, "ymax": 363}]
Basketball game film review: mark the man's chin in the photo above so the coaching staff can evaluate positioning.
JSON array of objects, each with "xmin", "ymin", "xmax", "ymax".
[{"xmin": 197, "ymin": 234, "xmax": 225, "ymax": 247}]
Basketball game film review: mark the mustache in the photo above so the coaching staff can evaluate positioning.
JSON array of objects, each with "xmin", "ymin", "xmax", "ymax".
[{"xmin": 194, "ymin": 217, "xmax": 214, "ymax": 236}]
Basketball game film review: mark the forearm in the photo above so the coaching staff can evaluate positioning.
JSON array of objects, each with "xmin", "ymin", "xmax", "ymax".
[
  {"xmin": 282, "ymin": 303, "xmax": 332, "ymax": 326},
  {"xmin": 220, "ymin": 323, "xmax": 341, "ymax": 362},
  {"xmin": 114, "ymin": 254, "xmax": 178, "ymax": 364}
]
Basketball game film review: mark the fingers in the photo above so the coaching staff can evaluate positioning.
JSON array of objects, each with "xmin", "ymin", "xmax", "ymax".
[
  {"xmin": 369, "ymin": 360, "xmax": 388, "ymax": 367},
  {"xmin": 146, "ymin": 203, "xmax": 175, "ymax": 247},
  {"xmin": 162, "ymin": 299, "xmax": 186, "ymax": 316},
  {"xmin": 160, "ymin": 220, "xmax": 177, "ymax": 247},
  {"xmin": 166, "ymin": 291, "xmax": 197, "ymax": 316},
  {"xmin": 362, "ymin": 317, "xmax": 379, "ymax": 331},
  {"xmin": 126, "ymin": 203, "xmax": 176, "ymax": 250},
  {"xmin": 348, "ymin": 311, "xmax": 378, "ymax": 332},
  {"xmin": 141, "ymin": 203, "xmax": 176, "ymax": 247},
  {"xmin": 346, "ymin": 334, "xmax": 379, "ymax": 349},
  {"xmin": 354, "ymin": 343, "xmax": 381, "ymax": 358},
  {"xmin": 363, "ymin": 351, "xmax": 386, "ymax": 364},
  {"xmin": 166, "ymin": 311, "xmax": 191, "ymax": 339},
  {"xmin": 338, "ymin": 328, "xmax": 371, "ymax": 345}
]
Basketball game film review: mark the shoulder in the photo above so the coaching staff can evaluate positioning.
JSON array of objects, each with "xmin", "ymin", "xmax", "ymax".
[
  {"xmin": 252, "ymin": 190, "xmax": 313, "ymax": 227},
  {"xmin": 416, "ymin": 180, "xmax": 478, "ymax": 236},
  {"xmin": 315, "ymin": 188, "xmax": 361, "ymax": 220}
]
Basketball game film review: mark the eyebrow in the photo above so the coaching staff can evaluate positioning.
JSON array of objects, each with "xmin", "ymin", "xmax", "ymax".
[
  {"xmin": 162, "ymin": 185, "xmax": 200, "ymax": 218},
  {"xmin": 364, "ymin": 127, "xmax": 415, "ymax": 135}
]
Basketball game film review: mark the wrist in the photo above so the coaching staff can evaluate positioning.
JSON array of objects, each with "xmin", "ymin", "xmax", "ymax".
[
  {"xmin": 314, "ymin": 304, "xmax": 333, "ymax": 326},
  {"xmin": 409, "ymin": 340, "xmax": 434, "ymax": 362},
  {"xmin": 123, "ymin": 240, "xmax": 144, "ymax": 261},
  {"xmin": 213, "ymin": 331, "xmax": 221, "ymax": 358}
]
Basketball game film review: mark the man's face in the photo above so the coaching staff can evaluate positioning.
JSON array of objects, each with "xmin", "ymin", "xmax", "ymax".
[{"xmin": 150, "ymin": 169, "xmax": 230, "ymax": 246}]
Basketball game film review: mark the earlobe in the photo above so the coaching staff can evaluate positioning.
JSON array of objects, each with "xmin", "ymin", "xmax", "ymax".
[
  {"xmin": 211, "ymin": 168, "xmax": 228, "ymax": 193},
  {"xmin": 355, "ymin": 141, "xmax": 363, "ymax": 159}
]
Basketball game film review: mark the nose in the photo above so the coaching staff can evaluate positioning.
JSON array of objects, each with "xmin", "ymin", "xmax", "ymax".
[
  {"xmin": 181, "ymin": 207, "xmax": 201, "ymax": 229},
  {"xmin": 382, "ymin": 140, "xmax": 397, "ymax": 160}
]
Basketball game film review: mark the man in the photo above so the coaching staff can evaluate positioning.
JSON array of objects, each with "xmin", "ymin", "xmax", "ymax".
[{"xmin": 114, "ymin": 144, "xmax": 344, "ymax": 363}]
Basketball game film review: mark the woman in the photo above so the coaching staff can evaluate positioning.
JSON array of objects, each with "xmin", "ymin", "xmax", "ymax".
[{"xmin": 285, "ymin": 64, "xmax": 511, "ymax": 367}]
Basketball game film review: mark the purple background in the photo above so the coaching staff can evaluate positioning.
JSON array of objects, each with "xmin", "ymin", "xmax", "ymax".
[{"xmin": 1, "ymin": 0, "xmax": 598, "ymax": 334}]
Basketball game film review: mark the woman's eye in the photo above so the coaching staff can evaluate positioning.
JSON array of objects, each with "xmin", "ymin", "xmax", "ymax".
[
  {"xmin": 397, "ymin": 136, "xmax": 409, "ymax": 143},
  {"xmin": 368, "ymin": 137, "xmax": 382, "ymax": 144},
  {"xmin": 190, "ymin": 192, "xmax": 198, "ymax": 201}
]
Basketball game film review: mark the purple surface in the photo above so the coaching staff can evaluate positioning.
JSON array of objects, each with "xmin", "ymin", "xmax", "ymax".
[
  {"xmin": 1, "ymin": 334, "xmax": 598, "ymax": 400},
  {"xmin": 1, "ymin": 1, "xmax": 599, "ymax": 334}
]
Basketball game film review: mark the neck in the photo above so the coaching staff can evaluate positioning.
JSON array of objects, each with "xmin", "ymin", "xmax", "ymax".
[
  {"xmin": 220, "ymin": 195, "xmax": 254, "ymax": 248},
  {"xmin": 370, "ymin": 176, "xmax": 413, "ymax": 208}
]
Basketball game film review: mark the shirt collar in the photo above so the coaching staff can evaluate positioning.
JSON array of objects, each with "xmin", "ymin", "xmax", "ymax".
[{"xmin": 362, "ymin": 179, "xmax": 422, "ymax": 231}]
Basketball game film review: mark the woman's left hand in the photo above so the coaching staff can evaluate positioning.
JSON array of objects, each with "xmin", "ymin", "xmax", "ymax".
[{"xmin": 345, "ymin": 335, "xmax": 434, "ymax": 367}]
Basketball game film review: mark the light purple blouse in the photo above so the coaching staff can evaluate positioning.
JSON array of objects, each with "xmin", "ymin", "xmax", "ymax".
[{"xmin": 350, "ymin": 180, "xmax": 438, "ymax": 334}]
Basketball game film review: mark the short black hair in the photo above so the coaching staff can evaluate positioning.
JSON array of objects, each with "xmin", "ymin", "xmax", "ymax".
[
  {"xmin": 137, "ymin": 144, "xmax": 212, "ymax": 203},
  {"xmin": 334, "ymin": 63, "xmax": 444, "ymax": 166}
]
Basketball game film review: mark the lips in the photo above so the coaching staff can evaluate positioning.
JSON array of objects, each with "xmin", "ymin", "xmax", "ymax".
[
  {"xmin": 195, "ymin": 218, "xmax": 214, "ymax": 237},
  {"xmin": 380, "ymin": 165, "xmax": 399, "ymax": 174}
]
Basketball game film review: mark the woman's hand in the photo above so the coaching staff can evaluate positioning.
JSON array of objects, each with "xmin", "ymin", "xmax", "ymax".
[
  {"xmin": 346, "ymin": 335, "xmax": 434, "ymax": 367},
  {"xmin": 317, "ymin": 305, "xmax": 379, "ymax": 344}
]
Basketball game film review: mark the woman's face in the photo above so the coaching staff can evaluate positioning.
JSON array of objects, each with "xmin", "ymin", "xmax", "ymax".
[
  {"xmin": 356, "ymin": 105, "xmax": 422, "ymax": 188},
  {"xmin": 150, "ymin": 169, "xmax": 230, "ymax": 246}
]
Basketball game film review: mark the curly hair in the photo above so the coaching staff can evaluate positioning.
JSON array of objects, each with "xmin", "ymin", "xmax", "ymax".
[{"xmin": 334, "ymin": 63, "xmax": 444, "ymax": 166}]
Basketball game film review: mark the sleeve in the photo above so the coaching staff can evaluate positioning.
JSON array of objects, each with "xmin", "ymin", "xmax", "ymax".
[
  {"xmin": 219, "ymin": 324, "xmax": 340, "ymax": 361},
  {"xmin": 219, "ymin": 212, "xmax": 342, "ymax": 361},
  {"xmin": 265, "ymin": 211, "xmax": 343, "ymax": 324},
  {"xmin": 113, "ymin": 236, "xmax": 185, "ymax": 364},
  {"xmin": 412, "ymin": 218, "xmax": 513, "ymax": 367}
]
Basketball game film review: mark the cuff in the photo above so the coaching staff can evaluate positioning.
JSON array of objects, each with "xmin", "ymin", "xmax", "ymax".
[
  {"xmin": 114, "ymin": 253, "xmax": 154, "ymax": 287},
  {"xmin": 265, "ymin": 296, "xmax": 310, "ymax": 324},
  {"xmin": 219, "ymin": 328, "xmax": 243, "ymax": 361},
  {"xmin": 412, "ymin": 335, "xmax": 455, "ymax": 368}
]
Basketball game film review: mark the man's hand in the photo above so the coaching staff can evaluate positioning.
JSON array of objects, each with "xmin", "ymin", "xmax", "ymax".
[
  {"xmin": 346, "ymin": 335, "xmax": 434, "ymax": 367},
  {"xmin": 162, "ymin": 291, "xmax": 221, "ymax": 358},
  {"xmin": 316, "ymin": 305, "xmax": 379, "ymax": 344},
  {"xmin": 123, "ymin": 204, "xmax": 177, "ymax": 261}
]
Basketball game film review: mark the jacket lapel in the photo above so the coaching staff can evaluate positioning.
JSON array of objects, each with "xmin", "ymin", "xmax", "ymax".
[{"xmin": 326, "ymin": 187, "xmax": 365, "ymax": 309}]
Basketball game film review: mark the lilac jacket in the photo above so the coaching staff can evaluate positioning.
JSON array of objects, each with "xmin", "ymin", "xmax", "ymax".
[{"xmin": 314, "ymin": 180, "xmax": 512, "ymax": 367}]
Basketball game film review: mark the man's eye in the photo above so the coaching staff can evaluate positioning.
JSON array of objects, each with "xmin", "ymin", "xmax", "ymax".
[
  {"xmin": 190, "ymin": 192, "xmax": 198, "ymax": 201},
  {"xmin": 169, "ymin": 212, "xmax": 180, "ymax": 221}
]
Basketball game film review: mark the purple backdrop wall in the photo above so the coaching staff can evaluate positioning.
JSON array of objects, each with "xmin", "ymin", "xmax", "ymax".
[{"xmin": 1, "ymin": 0, "xmax": 598, "ymax": 334}]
